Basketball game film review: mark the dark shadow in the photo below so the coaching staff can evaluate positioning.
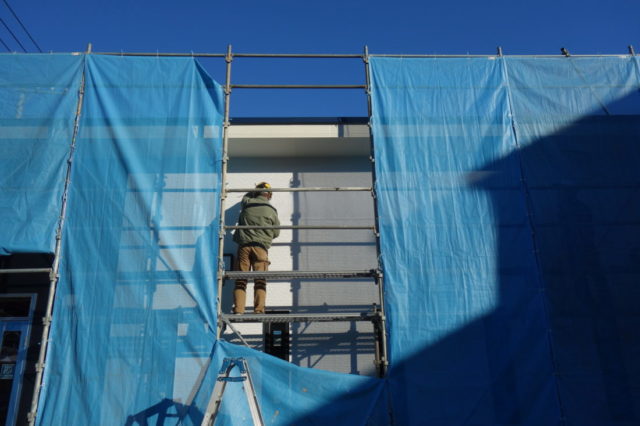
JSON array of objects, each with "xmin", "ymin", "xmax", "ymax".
[
  {"xmin": 220, "ymin": 200, "xmax": 242, "ymax": 315},
  {"xmin": 125, "ymin": 398, "xmax": 202, "ymax": 426},
  {"xmin": 284, "ymin": 92, "xmax": 640, "ymax": 425}
]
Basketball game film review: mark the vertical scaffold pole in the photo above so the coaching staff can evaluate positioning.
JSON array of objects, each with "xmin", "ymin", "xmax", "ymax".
[
  {"xmin": 363, "ymin": 45, "xmax": 389, "ymax": 378},
  {"xmin": 216, "ymin": 45, "xmax": 233, "ymax": 338},
  {"xmin": 27, "ymin": 43, "xmax": 91, "ymax": 426}
]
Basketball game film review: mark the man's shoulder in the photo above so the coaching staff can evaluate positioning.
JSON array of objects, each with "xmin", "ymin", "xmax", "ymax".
[{"xmin": 242, "ymin": 197, "xmax": 277, "ymax": 213}]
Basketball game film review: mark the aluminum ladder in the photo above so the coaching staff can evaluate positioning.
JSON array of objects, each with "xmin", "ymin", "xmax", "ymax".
[{"xmin": 201, "ymin": 357, "xmax": 264, "ymax": 426}]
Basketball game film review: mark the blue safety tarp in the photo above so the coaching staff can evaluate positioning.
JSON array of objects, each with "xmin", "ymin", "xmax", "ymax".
[
  {"xmin": 2, "ymin": 53, "xmax": 638, "ymax": 425},
  {"xmin": 370, "ymin": 56, "xmax": 640, "ymax": 425},
  {"xmin": 37, "ymin": 56, "xmax": 224, "ymax": 424},
  {"xmin": 0, "ymin": 54, "xmax": 83, "ymax": 254}
]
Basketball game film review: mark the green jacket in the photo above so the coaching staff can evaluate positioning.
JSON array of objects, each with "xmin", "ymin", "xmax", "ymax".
[{"xmin": 233, "ymin": 194, "xmax": 280, "ymax": 249}]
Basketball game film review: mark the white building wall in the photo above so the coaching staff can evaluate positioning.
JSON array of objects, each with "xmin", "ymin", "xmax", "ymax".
[{"xmin": 220, "ymin": 148, "xmax": 379, "ymax": 376}]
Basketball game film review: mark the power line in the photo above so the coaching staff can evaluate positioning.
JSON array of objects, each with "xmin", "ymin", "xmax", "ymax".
[
  {"xmin": 2, "ymin": 0, "xmax": 42, "ymax": 52},
  {"xmin": 0, "ymin": 34, "xmax": 10, "ymax": 52},
  {"xmin": 0, "ymin": 16, "xmax": 26, "ymax": 52}
]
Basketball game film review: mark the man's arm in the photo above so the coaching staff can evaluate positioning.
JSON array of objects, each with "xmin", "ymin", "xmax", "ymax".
[{"xmin": 271, "ymin": 211, "xmax": 280, "ymax": 239}]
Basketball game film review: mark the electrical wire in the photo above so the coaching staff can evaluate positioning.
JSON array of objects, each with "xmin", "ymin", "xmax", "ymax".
[
  {"xmin": 0, "ymin": 34, "xmax": 10, "ymax": 52},
  {"xmin": 0, "ymin": 17, "xmax": 26, "ymax": 52},
  {"xmin": 2, "ymin": 0, "xmax": 42, "ymax": 52}
]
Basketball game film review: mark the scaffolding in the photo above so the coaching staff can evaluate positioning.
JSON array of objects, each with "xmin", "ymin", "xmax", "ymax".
[
  {"xmin": 13, "ymin": 44, "xmax": 638, "ymax": 424},
  {"xmin": 210, "ymin": 45, "xmax": 389, "ymax": 378}
]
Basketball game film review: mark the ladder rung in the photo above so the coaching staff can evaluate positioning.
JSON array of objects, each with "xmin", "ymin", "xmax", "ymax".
[
  {"xmin": 0, "ymin": 268, "xmax": 52, "ymax": 274},
  {"xmin": 221, "ymin": 312, "xmax": 381, "ymax": 323},
  {"xmin": 225, "ymin": 225, "xmax": 375, "ymax": 230},
  {"xmin": 225, "ymin": 187, "xmax": 372, "ymax": 193},
  {"xmin": 223, "ymin": 270, "xmax": 379, "ymax": 280}
]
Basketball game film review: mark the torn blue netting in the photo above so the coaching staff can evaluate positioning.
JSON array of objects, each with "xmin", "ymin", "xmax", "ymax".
[
  {"xmin": 370, "ymin": 56, "xmax": 640, "ymax": 425},
  {"xmin": 188, "ymin": 340, "xmax": 386, "ymax": 426},
  {"xmin": 0, "ymin": 54, "xmax": 83, "ymax": 254}
]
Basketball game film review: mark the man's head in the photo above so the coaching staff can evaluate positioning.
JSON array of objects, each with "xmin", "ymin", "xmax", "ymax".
[{"xmin": 255, "ymin": 182, "xmax": 272, "ymax": 199}]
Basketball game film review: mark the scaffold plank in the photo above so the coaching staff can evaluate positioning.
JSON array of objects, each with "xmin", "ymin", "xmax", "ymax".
[{"xmin": 221, "ymin": 312, "xmax": 381, "ymax": 324}]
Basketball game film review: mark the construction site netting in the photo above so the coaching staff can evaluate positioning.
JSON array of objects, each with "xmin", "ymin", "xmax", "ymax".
[
  {"xmin": 370, "ymin": 56, "xmax": 640, "ymax": 425},
  {"xmin": 0, "ymin": 55, "xmax": 83, "ymax": 254},
  {"xmin": 35, "ymin": 56, "xmax": 227, "ymax": 424},
  {"xmin": 1, "ymin": 53, "xmax": 639, "ymax": 425}
]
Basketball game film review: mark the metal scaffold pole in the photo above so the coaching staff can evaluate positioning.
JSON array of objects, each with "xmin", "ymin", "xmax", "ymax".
[
  {"xmin": 216, "ymin": 45, "xmax": 233, "ymax": 339},
  {"xmin": 27, "ymin": 43, "xmax": 91, "ymax": 426},
  {"xmin": 364, "ymin": 45, "xmax": 389, "ymax": 378}
]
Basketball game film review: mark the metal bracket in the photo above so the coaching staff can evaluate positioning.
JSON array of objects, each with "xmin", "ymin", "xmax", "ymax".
[
  {"xmin": 35, "ymin": 362, "xmax": 44, "ymax": 373},
  {"xmin": 42, "ymin": 316, "xmax": 52, "ymax": 326},
  {"xmin": 561, "ymin": 47, "xmax": 570, "ymax": 57}
]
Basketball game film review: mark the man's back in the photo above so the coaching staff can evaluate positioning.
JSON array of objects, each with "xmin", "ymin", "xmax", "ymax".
[{"xmin": 233, "ymin": 194, "xmax": 280, "ymax": 249}]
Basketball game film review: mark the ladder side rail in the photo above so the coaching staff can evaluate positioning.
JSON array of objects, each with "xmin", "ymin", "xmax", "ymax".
[
  {"xmin": 242, "ymin": 362, "xmax": 265, "ymax": 426},
  {"xmin": 201, "ymin": 377, "xmax": 229, "ymax": 426}
]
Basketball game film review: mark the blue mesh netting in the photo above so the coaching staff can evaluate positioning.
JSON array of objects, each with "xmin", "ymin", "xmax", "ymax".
[
  {"xmin": 1, "ymin": 53, "xmax": 639, "ymax": 425},
  {"xmin": 37, "ymin": 56, "xmax": 224, "ymax": 424},
  {"xmin": 370, "ymin": 56, "xmax": 640, "ymax": 425},
  {"xmin": 0, "ymin": 54, "xmax": 83, "ymax": 254}
]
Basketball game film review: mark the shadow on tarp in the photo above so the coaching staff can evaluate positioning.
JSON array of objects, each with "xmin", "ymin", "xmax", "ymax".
[
  {"xmin": 125, "ymin": 399, "xmax": 202, "ymax": 426},
  {"xmin": 384, "ymin": 93, "xmax": 640, "ymax": 424}
]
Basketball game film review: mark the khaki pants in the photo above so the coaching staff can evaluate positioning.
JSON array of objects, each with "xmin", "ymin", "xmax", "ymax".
[{"xmin": 233, "ymin": 244, "xmax": 269, "ymax": 314}]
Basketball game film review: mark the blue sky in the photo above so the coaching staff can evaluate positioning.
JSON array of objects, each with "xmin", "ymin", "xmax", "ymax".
[{"xmin": 1, "ymin": 0, "xmax": 638, "ymax": 116}]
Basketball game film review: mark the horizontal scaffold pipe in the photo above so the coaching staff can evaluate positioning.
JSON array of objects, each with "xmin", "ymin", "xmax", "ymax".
[
  {"xmin": 226, "ymin": 187, "xmax": 372, "ymax": 192},
  {"xmin": 369, "ymin": 53, "xmax": 634, "ymax": 58},
  {"xmin": 231, "ymin": 84, "xmax": 366, "ymax": 89},
  {"xmin": 93, "ymin": 52, "xmax": 226, "ymax": 57},
  {"xmin": 0, "ymin": 268, "xmax": 51, "ymax": 274},
  {"xmin": 86, "ymin": 52, "xmax": 636, "ymax": 58},
  {"xmin": 92, "ymin": 52, "xmax": 363, "ymax": 58},
  {"xmin": 225, "ymin": 225, "xmax": 375, "ymax": 230}
]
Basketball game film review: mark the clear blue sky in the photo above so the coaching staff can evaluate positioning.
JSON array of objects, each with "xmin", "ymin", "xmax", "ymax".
[{"xmin": 1, "ymin": 0, "xmax": 638, "ymax": 117}]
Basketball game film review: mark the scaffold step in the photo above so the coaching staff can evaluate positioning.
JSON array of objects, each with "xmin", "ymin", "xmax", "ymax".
[
  {"xmin": 221, "ymin": 312, "xmax": 381, "ymax": 324},
  {"xmin": 223, "ymin": 270, "xmax": 379, "ymax": 280}
]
